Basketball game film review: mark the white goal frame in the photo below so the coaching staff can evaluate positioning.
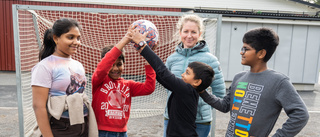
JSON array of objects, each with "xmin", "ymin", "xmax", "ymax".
[{"xmin": 12, "ymin": 4, "xmax": 222, "ymax": 137}]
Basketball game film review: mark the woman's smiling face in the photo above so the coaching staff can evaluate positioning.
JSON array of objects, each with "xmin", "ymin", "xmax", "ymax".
[{"xmin": 179, "ymin": 21, "xmax": 201, "ymax": 49}]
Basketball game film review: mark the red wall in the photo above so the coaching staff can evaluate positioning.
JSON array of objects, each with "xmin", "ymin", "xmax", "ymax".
[{"xmin": 0, "ymin": 0, "xmax": 181, "ymax": 71}]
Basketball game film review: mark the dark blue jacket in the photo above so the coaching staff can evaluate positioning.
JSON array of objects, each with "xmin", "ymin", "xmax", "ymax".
[{"xmin": 164, "ymin": 40, "xmax": 226, "ymax": 123}]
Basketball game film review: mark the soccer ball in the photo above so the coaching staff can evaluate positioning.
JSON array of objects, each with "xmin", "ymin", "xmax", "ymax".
[{"xmin": 131, "ymin": 20, "xmax": 159, "ymax": 49}]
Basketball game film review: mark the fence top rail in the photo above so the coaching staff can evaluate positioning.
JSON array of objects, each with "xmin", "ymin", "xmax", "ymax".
[{"xmin": 13, "ymin": 4, "xmax": 221, "ymax": 19}]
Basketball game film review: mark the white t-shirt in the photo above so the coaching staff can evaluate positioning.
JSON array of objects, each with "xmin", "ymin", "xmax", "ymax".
[{"xmin": 31, "ymin": 55, "xmax": 88, "ymax": 117}]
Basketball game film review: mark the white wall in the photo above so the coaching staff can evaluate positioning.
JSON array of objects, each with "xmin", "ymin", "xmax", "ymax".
[
  {"xmin": 219, "ymin": 18, "xmax": 320, "ymax": 84},
  {"xmin": 28, "ymin": 0, "xmax": 319, "ymax": 13}
]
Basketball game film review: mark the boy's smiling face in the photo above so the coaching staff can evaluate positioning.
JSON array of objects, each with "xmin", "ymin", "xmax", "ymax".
[
  {"xmin": 181, "ymin": 67, "xmax": 201, "ymax": 88},
  {"xmin": 108, "ymin": 59, "xmax": 124, "ymax": 80}
]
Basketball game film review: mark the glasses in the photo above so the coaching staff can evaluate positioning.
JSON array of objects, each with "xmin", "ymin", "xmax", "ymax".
[{"xmin": 241, "ymin": 47, "xmax": 251, "ymax": 54}]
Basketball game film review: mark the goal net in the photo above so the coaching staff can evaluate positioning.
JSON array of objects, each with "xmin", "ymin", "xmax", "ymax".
[{"xmin": 13, "ymin": 5, "xmax": 219, "ymax": 136}]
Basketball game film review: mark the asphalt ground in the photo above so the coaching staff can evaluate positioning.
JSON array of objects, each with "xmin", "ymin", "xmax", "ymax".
[{"xmin": 1, "ymin": 71, "xmax": 319, "ymax": 137}]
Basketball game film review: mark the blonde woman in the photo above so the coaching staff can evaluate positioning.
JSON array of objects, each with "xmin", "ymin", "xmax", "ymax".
[{"xmin": 163, "ymin": 14, "xmax": 226, "ymax": 137}]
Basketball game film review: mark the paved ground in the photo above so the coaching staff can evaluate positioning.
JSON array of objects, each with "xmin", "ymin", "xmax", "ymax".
[
  {"xmin": 1, "ymin": 71, "xmax": 320, "ymax": 137},
  {"xmin": 0, "ymin": 71, "xmax": 19, "ymax": 137}
]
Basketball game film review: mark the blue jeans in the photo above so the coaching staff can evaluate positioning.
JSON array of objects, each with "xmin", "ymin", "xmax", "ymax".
[
  {"xmin": 99, "ymin": 130, "xmax": 128, "ymax": 137},
  {"xmin": 195, "ymin": 123, "xmax": 211, "ymax": 137},
  {"xmin": 163, "ymin": 119, "xmax": 211, "ymax": 137},
  {"xmin": 163, "ymin": 119, "xmax": 168, "ymax": 137}
]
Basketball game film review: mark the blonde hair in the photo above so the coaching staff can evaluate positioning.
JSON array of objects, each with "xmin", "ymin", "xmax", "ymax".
[{"xmin": 174, "ymin": 14, "xmax": 204, "ymax": 43}]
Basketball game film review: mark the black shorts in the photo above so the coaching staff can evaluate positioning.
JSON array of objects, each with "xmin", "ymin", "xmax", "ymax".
[{"xmin": 49, "ymin": 116, "xmax": 88, "ymax": 137}]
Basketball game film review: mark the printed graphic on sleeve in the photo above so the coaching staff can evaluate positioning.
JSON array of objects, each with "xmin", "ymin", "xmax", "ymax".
[{"xmin": 227, "ymin": 82, "xmax": 264, "ymax": 137}]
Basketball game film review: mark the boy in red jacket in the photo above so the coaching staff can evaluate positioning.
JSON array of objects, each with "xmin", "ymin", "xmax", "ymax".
[{"xmin": 91, "ymin": 26, "xmax": 156, "ymax": 137}]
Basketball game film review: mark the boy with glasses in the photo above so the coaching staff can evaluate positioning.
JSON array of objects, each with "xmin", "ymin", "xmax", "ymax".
[{"xmin": 199, "ymin": 27, "xmax": 309, "ymax": 137}]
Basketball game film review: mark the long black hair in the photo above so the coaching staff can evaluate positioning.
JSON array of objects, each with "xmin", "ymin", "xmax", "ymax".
[{"xmin": 39, "ymin": 18, "xmax": 80, "ymax": 60}]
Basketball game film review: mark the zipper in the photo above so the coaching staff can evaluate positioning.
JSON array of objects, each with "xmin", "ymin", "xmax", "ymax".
[
  {"xmin": 182, "ymin": 49, "xmax": 191, "ymax": 70},
  {"xmin": 199, "ymin": 100, "xmax": 203, "ymax": 120}
]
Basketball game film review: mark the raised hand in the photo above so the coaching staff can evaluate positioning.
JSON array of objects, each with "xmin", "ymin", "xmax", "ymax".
[
  {"xmin": 131, "ymin": 28, "xmax": 148, "ymax": 44},
  {"xmin": 122, "ymin": 24, "xmax": 136, "ymax": 44},
  {"xmin": 114, "ymin": 24, "xmax": 138, "ymax": 51},
  {"xmin": 128, "ymin": 27, "xmax": 149, "ymax": 52}
]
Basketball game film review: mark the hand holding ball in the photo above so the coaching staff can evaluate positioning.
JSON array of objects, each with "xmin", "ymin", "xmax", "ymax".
[{"xmin": 131, "ymin": 20, "xmax": 159, "ymax": 50}]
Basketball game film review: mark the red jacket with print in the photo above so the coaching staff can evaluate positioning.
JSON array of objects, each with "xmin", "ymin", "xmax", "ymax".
[{"xmin": 91, "ymin": 47, "xmax": 156, "ymax": 132}]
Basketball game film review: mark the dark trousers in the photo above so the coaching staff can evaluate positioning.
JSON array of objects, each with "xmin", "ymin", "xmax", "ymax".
[{"xmin": 49, "ymin": 116, "xmax": 88, "ymax": 137}]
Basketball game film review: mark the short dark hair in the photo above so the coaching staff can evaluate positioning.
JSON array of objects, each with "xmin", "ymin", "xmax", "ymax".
[
  {"xmin": 101, "ymin": 45, "xmax": 125, "ymax": 62},
  {"xmin": 188, "ymin": 61, "xmax": 214, "ymax": 92},
  {"xmin": 242, "ymin": 27, "xmax": 279, "ymax": 62}
]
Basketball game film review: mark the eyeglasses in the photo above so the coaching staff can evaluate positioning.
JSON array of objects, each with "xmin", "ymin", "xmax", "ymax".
[{"xmin": 241, "ymin": 47, "xmax": 251, "ymax": 54}]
